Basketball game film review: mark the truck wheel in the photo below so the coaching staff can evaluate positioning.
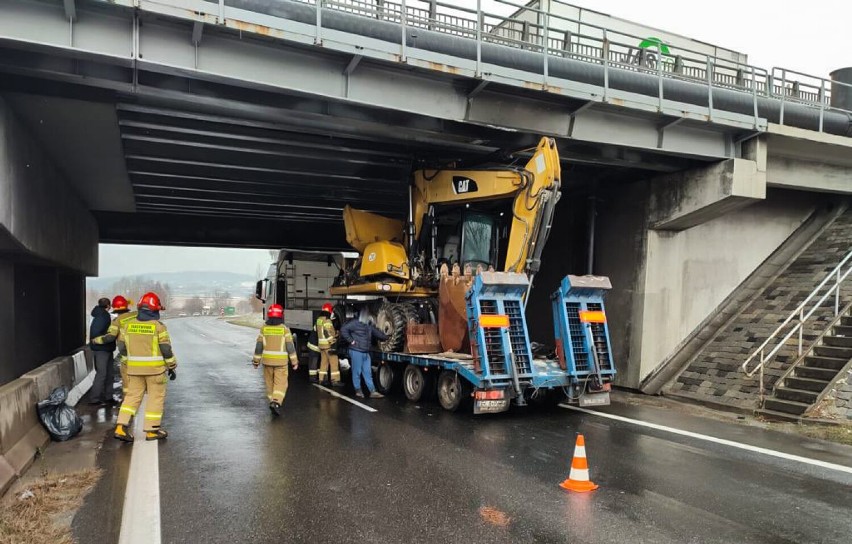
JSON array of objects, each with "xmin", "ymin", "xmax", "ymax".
[
  {"xmin": 437, "ymin": 371, "xmax": 466, "ymax": 412},
  {"xmin": 377, "ymin": 304, "xmax": 406, "ymax": 352},
  {"xmin": 376, "ymin": 362, "xmax": 400, "ymax": 395},
  {"xmin": 403, "ymin": 364, "xmax": 428, "ymax": 402}
]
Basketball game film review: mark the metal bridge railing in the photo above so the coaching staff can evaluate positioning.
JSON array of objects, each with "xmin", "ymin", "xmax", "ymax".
[
  {"xmin": 190, "ymin": 0, "xmax": 852, "ymax": 130},
  {"xmin": 741, "ymin": 249, "xmax": 852, "ymax": 399}
]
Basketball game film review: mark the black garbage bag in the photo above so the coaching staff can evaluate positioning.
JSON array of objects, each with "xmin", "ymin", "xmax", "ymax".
[{"xmin": 37, "ymin": 386, "xmax": 83, "ymax": 442}]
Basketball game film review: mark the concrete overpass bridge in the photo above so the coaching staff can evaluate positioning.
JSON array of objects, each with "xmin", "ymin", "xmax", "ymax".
[{"xmin": 1, "ymin": 0, "xmax": 852, "ymax": 394}]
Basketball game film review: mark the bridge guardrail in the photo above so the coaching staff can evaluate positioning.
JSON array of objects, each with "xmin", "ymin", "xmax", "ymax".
[{"xmin": 134, "ymin": 0, "xmax": 852, "ymax": 132}]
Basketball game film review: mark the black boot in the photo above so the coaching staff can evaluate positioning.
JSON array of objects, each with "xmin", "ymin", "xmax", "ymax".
[{"xmin": 269, "ymin": 401, "xmax": 281, "ymax": 416}]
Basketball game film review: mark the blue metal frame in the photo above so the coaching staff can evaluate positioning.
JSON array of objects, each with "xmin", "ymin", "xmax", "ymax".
[{"xmin": 551, "ymin": 275, "xmax": 617, "ymax": 379}]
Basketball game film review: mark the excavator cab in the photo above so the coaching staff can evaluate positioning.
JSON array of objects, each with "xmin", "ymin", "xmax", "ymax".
[{"xmin": 331, "ymin": 136, "xmax": 561, "ymax": 353}]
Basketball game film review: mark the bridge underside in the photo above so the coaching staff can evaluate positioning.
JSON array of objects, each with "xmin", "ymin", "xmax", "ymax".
[{"xmin": 0, "ymin": 0, "xmax": 851, "ymax": 394}]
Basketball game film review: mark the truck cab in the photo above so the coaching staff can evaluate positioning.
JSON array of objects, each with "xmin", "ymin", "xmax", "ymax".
[{"xmin": 256, "ymin": 250, "xmax": 359, "ymax": 336}]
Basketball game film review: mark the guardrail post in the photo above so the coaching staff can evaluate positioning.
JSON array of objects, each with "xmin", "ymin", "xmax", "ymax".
[
  {"xmin": 657, "ymin": 44, "xmax": 663, "ymax": 111},
  {"xmin": 428, "ymin": 0, "xmax": 436, "ymax": 31},
  {"xmin": 562, "ymin": 30, "xmax": 572, "ymax": 57},
  {"xmin": 759, "ymin": 352, "xmax": 765, "ymax": 402},
  {"xmin": 315, "ymin": 0, "xmax": 323, "ymax": 45},
  {"xmin": 376, "ymin": 0, "xmax": 384, "ymax": 21},
  {"xmin": 706, "ymin": 59, "xmax": 714, "ymax": 121},
  {"xmin": 751, "ymin": 66, "xmax": 759, "ymax": 129},
  {"xmin": 779, "ymin": 70, "xmax": 787, "ymax": 126},
  {"xmin": 603, "ymin": 30, "xmax": 609, "ymax": 102},
  {"xmin": 400, "ymin": 0, "xmax": 407, "ymax": 62},
  {"xmin": 543, "ymin": 9, "xmax": 549, "ymax": 89},
  {"xmin": 475, "ymin": 0, "xmax": 482, "ymax": 77},
  {"xmin": 819, "ymin": 79, "xmax": 826, "ymax": 133}
]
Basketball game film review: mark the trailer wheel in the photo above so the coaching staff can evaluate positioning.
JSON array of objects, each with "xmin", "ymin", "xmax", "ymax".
[
  {"xmin": 403, "ymin": 364, "xmax": 429, "ymax": 402},
  {"xmin": 377, "ymin": 304, "xmax": 406, "ymax": 352},
  {"xmin": 437, "ymin": 371, "xmax": 466, "ymax": 412},
  {"xmin": 375, "ymin": 362, "xmax": 400, "ymax": 395}
]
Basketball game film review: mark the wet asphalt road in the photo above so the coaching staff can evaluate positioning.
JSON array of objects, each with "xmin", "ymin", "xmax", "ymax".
[{"xmin": 75, "ymin": 317, "xmax": 852, "ymax": 544}]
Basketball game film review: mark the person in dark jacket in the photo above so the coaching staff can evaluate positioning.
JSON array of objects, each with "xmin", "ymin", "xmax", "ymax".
[
  {"xmin": 340, "ymin": 309, "xmax": 388, "ymax": 399},
  {"xmin": 89, "ymin": 297, "xmax": 115, "ymax": 405}
]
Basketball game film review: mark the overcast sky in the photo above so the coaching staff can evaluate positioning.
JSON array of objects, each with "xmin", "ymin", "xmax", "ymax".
[{"xmin": 97, "ymin": 0, "xmax": 848, "ymax": 278}]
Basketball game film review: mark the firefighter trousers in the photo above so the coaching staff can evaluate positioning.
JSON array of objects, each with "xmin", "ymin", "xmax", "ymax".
[
  {"xmin": 263, "ymin": 365, "xmax": 288, "ymax": 404},
  {"xmin": 318, "ymin": 348, "xmax": 340, "ymax": 384},
  {"xmin": 117, "ymin": 373, "xmax": 167, "ymax": 431}
]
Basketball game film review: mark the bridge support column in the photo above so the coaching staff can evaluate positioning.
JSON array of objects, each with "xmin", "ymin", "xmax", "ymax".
[
  {"xmin": 0, "ymin": 97, "xmax": 97, "ymax": 386},
  {"xmin": 594, "ymin": 163, "xmax": 818, "ymax": 389}
]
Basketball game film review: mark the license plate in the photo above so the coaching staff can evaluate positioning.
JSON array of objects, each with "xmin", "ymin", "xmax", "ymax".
[
  {"xmin": 474, "ymin": 399, "xmax": 510, "ymax": 414},
  {"xmin": 579, "ymin": 392, "xmax": 610, "ymax": 407}
]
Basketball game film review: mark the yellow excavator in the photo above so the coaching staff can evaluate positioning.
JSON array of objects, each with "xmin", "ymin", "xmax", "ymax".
[{"xmin": 330, "ymin": 136, "xmax": 561, "ymax": 353}]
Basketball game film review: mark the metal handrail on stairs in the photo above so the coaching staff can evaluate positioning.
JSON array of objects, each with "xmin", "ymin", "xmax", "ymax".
[{"xmin": 741, "ymin": 249, "xmax": 852, "ymax": 399}]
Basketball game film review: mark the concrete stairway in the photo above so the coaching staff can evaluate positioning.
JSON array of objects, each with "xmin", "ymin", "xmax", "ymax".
[
  {"xmin": 761, "ymin": 311, "xmax": 852, "ymax": 419},
  {"xmin": 663, "ymin": 203, "xmax": 852, "ymax": 411}
]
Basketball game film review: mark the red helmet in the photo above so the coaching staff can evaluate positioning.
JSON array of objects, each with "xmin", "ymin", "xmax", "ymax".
[
  {"xmin": 268, "ymin": 304, "xmax": 284, "ymax": 319},
  {"xmin": 322, "ymin": 303, "xmax": 334, "ymax": 314},
  {"xmin": 111, "ymin": 295, "xmax": 130, "ymax": 311},
  {"xmin": 139, "ymin": 292, "xmax": 163, "ymax": 311}
]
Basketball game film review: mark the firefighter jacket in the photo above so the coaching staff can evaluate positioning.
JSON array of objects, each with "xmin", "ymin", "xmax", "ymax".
[
  {"xmin": 117, "ymin": 312, "xmax": 176, "ymax": 376},
  {"xmin": 92, "ymin": 310, "xmax": 139, "ymax": 347},
  {"xmin": 254, "ymin": 321, "xmax": 298, "ymax": 367},
  {"xmin": 315, "ymin": 316, "xmax": 337, "ymax": 349}
]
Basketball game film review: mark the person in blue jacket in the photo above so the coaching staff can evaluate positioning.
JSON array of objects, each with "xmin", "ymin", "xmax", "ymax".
[{"xmin": 340, "ymin": 309, "xmax": 388, "ymax": 399}]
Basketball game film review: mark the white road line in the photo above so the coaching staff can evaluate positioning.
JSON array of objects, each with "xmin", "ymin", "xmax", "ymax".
[
  {"xmin": 313, "ymin": 384, "xmax": 378, "ymax": 413},
  {"xmin": 118, "ymin": 398, "xmax": 162, "ymax": 544},
  {"xmin": 560, "ymin": 404, "xmax": 852, "ymax": 475}
]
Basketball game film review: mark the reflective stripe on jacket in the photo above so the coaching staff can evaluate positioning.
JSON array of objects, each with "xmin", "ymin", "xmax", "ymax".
[
  {"xmin": 255, "ymin": 325, "xmax": 298, "ymax": 367},
  {"xmin": 118, "ymin": 317, "xmax": 175, "ymax": 375},
  {"xmin": 315, "ymin": 317, "xmax": 336, "ymax": 349}
]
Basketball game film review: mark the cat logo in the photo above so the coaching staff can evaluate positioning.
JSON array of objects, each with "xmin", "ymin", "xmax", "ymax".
[
  {"xmin": 367, "ymin": 252, "xmax": 377, "ymax": 262},
  {"xmin": 452, "ymin": 176, "xmax": 478, "ymax": 194}
]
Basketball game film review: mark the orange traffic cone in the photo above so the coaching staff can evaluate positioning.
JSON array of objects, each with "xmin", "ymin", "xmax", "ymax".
[{"xmin": 559, "ymin": 434, "xmax": 599, "ymax": 492}]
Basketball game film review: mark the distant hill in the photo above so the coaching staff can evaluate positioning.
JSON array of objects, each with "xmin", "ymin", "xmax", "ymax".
[{"xmin": 87, "ymin": 271, "xmax": 257, "ymax": 297}]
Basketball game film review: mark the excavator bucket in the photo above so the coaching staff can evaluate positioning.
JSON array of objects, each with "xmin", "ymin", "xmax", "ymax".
[
  {"xmin": 438, "ymin": 264, "xmax": 473, "ymax": 353},
  {"xmin": 406, "ymin": 323, "xmax": 441, "ymax": 354}
]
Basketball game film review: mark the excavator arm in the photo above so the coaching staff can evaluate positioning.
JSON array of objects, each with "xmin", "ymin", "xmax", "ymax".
[{"xmin": 412, "ymin": 136, "xmax": 561, "ymax": 275}]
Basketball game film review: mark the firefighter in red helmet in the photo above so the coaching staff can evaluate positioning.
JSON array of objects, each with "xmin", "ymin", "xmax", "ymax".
[
  {"xmin": 252, "ymin": 304, "xmax": 299, "ymax": 415},
  {"xmin": 114, "ymin": 292, "xmax": 176, "ymax": 442},
  {"xmin": 316, "ymin": 303, "xmax": 342, "ymax": 387}
]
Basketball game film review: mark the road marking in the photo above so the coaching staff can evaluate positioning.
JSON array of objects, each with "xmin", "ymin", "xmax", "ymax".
[
  {"xmin": 313, "ymin": 384, "xmax": 378, "ymax": 413},
  {"xmin": 118, "ymin": 398, "xmax": 162, "ymax": 544},
  {"xmin": 560, "ymin": 404, "xmax": 852, "ymax": 475}
]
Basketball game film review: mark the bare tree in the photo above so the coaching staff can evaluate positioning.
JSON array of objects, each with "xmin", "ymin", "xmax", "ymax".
[{"xmin": 184, "ymin": 297, "xmax": 205, "ymax": 315}]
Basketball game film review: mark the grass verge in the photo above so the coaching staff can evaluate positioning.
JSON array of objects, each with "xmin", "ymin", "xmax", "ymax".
[
  {"xmin": 0, "ymin": 468, "xmax": 102, "ymax": 544},
  {"xmin": 225, "ymin": 313, "xmax": 263, "ymax": 329},
  {"xmin": 794, "ymin": 424, "xmax": 852, "ymax": 447}
]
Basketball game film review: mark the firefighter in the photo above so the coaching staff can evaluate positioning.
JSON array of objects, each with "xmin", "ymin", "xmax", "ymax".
[
  {"xmin": 252, "ymin": 304, "xmax": 299, "ymax": 415},
  {"xmin": 113, "ymin": 292, "xmax": 176, "ymax": 442},
  {"xmin": 92, "ymin": 295, "xmax": 138, "ymax": 400},
  {"xmin": 307, "ymin": 329, "xmax": 320, "ymax": 383},
  {"xmin": 315, "ymin": 303, "xmax": 342, "ymax": 387}
]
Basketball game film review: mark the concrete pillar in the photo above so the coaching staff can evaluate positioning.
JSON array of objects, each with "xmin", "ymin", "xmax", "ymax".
[
  {"xmin": 58, "ymin": 271, "xmax": 85, "ymax": 355},
  {"xmin": 595, "ymin": 175, "xmax": 818, "ymax": 389},
  {"xmin": 0, "ymin": 97, "xmax": 96, "ymax": 385},
  {"xmin": 0, "ymin": 263, "xmax": 14, "ymax": 385}
]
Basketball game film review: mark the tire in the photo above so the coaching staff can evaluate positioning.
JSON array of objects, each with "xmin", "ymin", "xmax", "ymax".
[
  {"xmin": 528, "ymin": 388, "xmax": 566, "ymax": 410},
  {"xmin": 403, "ymin": 364, "xmax": 427, "ymax": 402},
  {"xmin": 437, "ymin": 370, "xmax": 466, "ymax": 412},
  {"xmin": 376, "ymin": 304, "xmax": 406, "ymax": 352},
  {"xmin": 399, "ymin": 303, "xmax": 420, "ymax": 326},
  {"xmin": 375, "ymin": 362, "xmax": 401, "ymax": 395}
]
